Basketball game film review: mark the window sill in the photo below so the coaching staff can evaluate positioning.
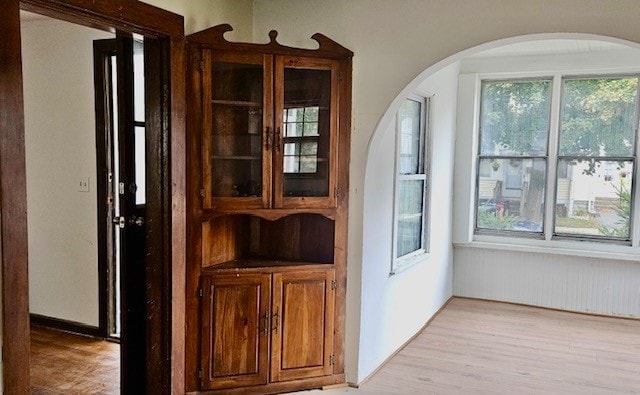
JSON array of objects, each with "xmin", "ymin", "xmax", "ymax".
[
  {"xmin": 455, "ymin": 236, "xmax": 640, "ymax": 262},
  {"xmin": 390, "ymin": 251, "xmax": 431, "ymax": 275}
]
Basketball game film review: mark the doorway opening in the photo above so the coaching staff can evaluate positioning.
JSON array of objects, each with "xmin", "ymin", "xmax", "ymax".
[
  {"xmin": 19, "ymin": 6, "xmax": 167, "ymax": 392},
  {"xmin": 21, "ymin": 10, "xmax": 122, "ymax": 392}
]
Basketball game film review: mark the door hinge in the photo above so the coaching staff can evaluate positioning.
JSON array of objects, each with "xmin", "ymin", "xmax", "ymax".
[
  {"xmin": 329, "ymin": 355, "xmax": 335, "ymax": 365},
  {"xmin": 334, "ymin": 187, "xmax": 341, "ymax": 199},
  {"xmin": 197, "ymin": 58, "xmax": 204, "ymax": 72},
  {"xmin": 198, "ymin": 288, "xmax": 203, "ymax": 298},
  {"xmin": 199, "ymin": 189, "xmax": 205, "ymax": 199},
  {"xmin": 198, "ymin": 369, "xmax": 203, "ymax": 379},
  {"xmin": 331, "ymin": 280, "xmax": 338, "ymax": 290}
]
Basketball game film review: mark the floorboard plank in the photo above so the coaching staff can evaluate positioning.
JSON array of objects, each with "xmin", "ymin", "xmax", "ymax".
[
  {"xmin": 30, "ymin": 326, "xmax": 119, "ymax": 394},
  {"xmin": 299, "ymin": 298, "xmax": 640, "ymax": 394}
]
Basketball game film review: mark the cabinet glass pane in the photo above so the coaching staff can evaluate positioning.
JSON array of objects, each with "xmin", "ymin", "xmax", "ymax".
[
  {"xmin": 282, "ymin": 68, "xmax": 331, "ymax": 197},
  {"xmin": 211, "ymin": 61, "xmax": 263, "ymax": 198}
]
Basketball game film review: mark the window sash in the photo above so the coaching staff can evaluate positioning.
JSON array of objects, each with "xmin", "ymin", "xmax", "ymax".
[{"xmin": 392, "ymin": 95, "xmax": 430, "ymax": 273}]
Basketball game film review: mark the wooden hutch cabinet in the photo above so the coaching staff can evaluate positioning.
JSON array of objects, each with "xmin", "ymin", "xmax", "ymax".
[{"xmin": 186, "ymin": 25, "xmax": 352, "ymax": 394}]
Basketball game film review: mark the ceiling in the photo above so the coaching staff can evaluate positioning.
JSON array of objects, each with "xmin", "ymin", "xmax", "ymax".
[{"xmin": 470, "ymin": 39, "xmax": 633, "ymax": 58}]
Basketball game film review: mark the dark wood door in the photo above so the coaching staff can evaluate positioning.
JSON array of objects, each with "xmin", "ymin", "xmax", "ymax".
[
  {"xmin": 201, "ymin": 273, "xmax": 271, "ymax": 390},
  {"xmin": 115, "ymin": 33, "xmax": 148, "ymax": 393},
  {"xmin": 271, "ymin": 269, "xmax": 336, "ymax": 382}
]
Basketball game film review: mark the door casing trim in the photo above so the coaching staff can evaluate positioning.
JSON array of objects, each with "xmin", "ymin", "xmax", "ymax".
[{"xmin": 1, "ymin": 1, "xmax": 186, "ymax": 393}]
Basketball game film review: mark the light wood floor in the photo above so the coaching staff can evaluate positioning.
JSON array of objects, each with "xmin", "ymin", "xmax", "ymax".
[
  {"xmin": 307, "ymin": 298, "xmax": 640, "ymax": 394},
  {"xmin": 30, "ymin": 326, "xmax": 119, "ymax": 394}
]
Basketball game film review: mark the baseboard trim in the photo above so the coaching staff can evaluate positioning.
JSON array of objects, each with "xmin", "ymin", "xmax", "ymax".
[
  {"xmin": 353, "ymin": 295, "xmax": 454, "ymax": 388},
  {"xmin": 30, "ymin": 313, "xmax": 102, "ymax": 338},
  {"xmin": 455, "ymin": 296, "xmax": 640, "ymax": 321}
]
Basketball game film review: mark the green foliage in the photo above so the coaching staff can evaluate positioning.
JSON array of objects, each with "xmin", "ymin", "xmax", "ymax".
[
  {"xmin": 560, "ymin": 77, "xmax": 637, "ymax": 158},
  {"xmin": 477, "ymin": 207, "xmax": 518, "ymax": 230},
  {"xmin": 599, "ymin": 181, "xmax": 631, "ymax": 238},
  {"xmin": 481, "ymin": 81, "xmax": 550, "ymax": 155}
]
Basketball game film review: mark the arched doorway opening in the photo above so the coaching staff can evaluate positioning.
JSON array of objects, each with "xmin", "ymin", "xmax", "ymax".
[{"xmin": 356, "ymin": 33, "xmax": 640, "ymax": 383}]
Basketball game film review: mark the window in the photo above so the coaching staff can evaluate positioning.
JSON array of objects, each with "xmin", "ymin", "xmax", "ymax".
[
  {"xmin": 475, "ymin": 75, "xmax": 639, "ymax": 244},
  {"xmin": 283, "ymin": 106, "xmax": 319, "ymax": 173},
  {"xmin": 555, "ymin": 76, "xmax": 637, "ymax": 240},
  {"xmin": 392, "ymin": 96, "xmax": 430, "ymax": 273},
  {"xmin": 476, "ymin": 79, "xmax": 551, "ymax": 234}
]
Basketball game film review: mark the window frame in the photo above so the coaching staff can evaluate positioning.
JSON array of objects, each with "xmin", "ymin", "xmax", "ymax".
[
  {"xmin": 474, "ymin": 77, "xmax": 553, "ymax": 239},
  {"xmin": 282, "ymin": 106, "xmax": 321, "ymax": 175},
  {"xmin": 472, "ymin": 73, "xmax": 640, "ymax": 246},
  {"xmin": 391, "ymin": 94, "xmax": 432, "ymax": 274}
]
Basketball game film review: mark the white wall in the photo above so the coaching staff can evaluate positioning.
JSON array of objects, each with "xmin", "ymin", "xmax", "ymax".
[
  {"xmin": 143, "ymin": 0, "xmax": 253, "ymax": 36},
  {"xmin": 22, "ymin": 18, "xmax": 112, "ymax": 326},
  {"xmin": 252, "ymin": 0, "xmax": 640, "ymax": 384},
  {"xmin": 455, "ymin": 247, "xmax": 640, "ymax": 318},
  {"xmin": 359, "ymin": 63, "xmax": 458, "ymax": 381}
]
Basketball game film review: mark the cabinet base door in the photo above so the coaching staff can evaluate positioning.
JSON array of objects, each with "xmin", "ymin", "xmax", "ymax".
[
  {"xmin": 201, "ymin": 274, "xmax": 271, "ymax": 390},
  {"xmin": 271, "ymin": 269, "xmax": 336, "ymax": 382}
]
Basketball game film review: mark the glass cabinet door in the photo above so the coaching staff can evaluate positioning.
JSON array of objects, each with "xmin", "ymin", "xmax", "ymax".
[
  {"xmin": 202, "ymin": 51, "xmax": 273, "ymax": 209},
  {"xmin": 274, "ymin": 56, "xmax": 339, "ymax": 208}
]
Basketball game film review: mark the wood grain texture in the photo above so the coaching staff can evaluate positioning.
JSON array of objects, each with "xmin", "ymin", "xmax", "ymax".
[
  {"xmin": 188, "ymin": 24, "xmax": 353, "ymax": 59},
  {"xmin": 186, "ymin": 42, "xmax": 205, "ymax": 392},
  {"xmin": 318, "ymin": 298, "xmax": 640, "ymax": 394},
  {"xmin": 271, "ymin": 270, "xmax": 335, "ymax": 383},
  {"xmin": 201, "ymin": 274, "xmax": 270, "ymax": 390},
  {"xmin": 21, "ymin": 0, "xmax": 183, "ymax": 37},
  {"xmin": 0, "ymin": 1, "xmax": 31, "ymax": 393},
  {"xmin": 186, "ymin": 30, "xmax": 352, "ymax": 393},
  {"xmin": 329, "ymin": 57, "xmax": 352, "ymax": 375},
  {"xmin": 170, "ymin": 33, "xmax": 188, "ymax": 395},
  {"xmin": 30, "ymin": 326, "xmax": 119, "ymax": 394},
  {"xmin": 191, "ymin": 374, "xmax": 345, "ymax": 395},
  {"xmin": 3, "ymin": 1, "xmax": 185, "ymax": 393}
]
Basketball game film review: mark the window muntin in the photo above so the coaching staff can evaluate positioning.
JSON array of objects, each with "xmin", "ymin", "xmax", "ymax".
[
  {"xmin": 475, "ymin": 74, "xmax": 640, "ymax": 244},
  {"xmin": 283, "ymin": 106, "xmax": 320, "ymax": 174},
  {"xmin": 554, "ymin": 76, "xmax": 639, "ymax": 241},
  {"xmin": 392, "ymin": 96, "xmax": 430, "ymax": 272},
  {"xmin": 476, "ymin": 80, "xmax": 552, "ymax": 234}
]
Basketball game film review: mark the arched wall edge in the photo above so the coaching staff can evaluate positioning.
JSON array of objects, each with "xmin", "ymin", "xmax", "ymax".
[
  {"xmin": 364, "ymin": 32, "xmax": 640, "ymax": 165},
  {"xmin": 355, "ymin": 32, "xmax": 640, "ymax": 383}
]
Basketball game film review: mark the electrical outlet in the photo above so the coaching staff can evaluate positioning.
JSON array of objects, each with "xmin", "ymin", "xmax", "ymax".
[{"xmin": 78, "ymin": 177, "xmax": 90, "ymax": 192}]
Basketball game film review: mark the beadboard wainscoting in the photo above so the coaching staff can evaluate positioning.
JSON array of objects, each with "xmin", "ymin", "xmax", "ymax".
[{"xmin": 454, "ymin": 246, "xmax": 640, "ymax": 318}]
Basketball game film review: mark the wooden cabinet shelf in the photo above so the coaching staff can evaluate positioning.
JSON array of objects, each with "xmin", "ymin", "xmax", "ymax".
[
  {"xmin": 186, "ymin": 24, "xmax": 352, "ymax": 394},
  {"xmin": 211, "ymin": 155, "xmax": 260, "ymax": 160},
  {"xmin": 202, "ymin": 258, "xmax": 332, "ymax": 272},
  {"xmin": 212, "ymin": 99, "xmax": 263, "ymax": 107},
  {"xmin": 201, "ymin": 207, "xmax": 336, "ymax": 221}
]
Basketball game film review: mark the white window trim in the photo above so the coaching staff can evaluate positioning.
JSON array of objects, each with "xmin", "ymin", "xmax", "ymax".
[
  {"xmin": 391, "ymin": 94, "xmax": 432, "ymax": 275},
  {"xmin": 461, "ymin": 68, "xmax": 640, "ymax": 255}
]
